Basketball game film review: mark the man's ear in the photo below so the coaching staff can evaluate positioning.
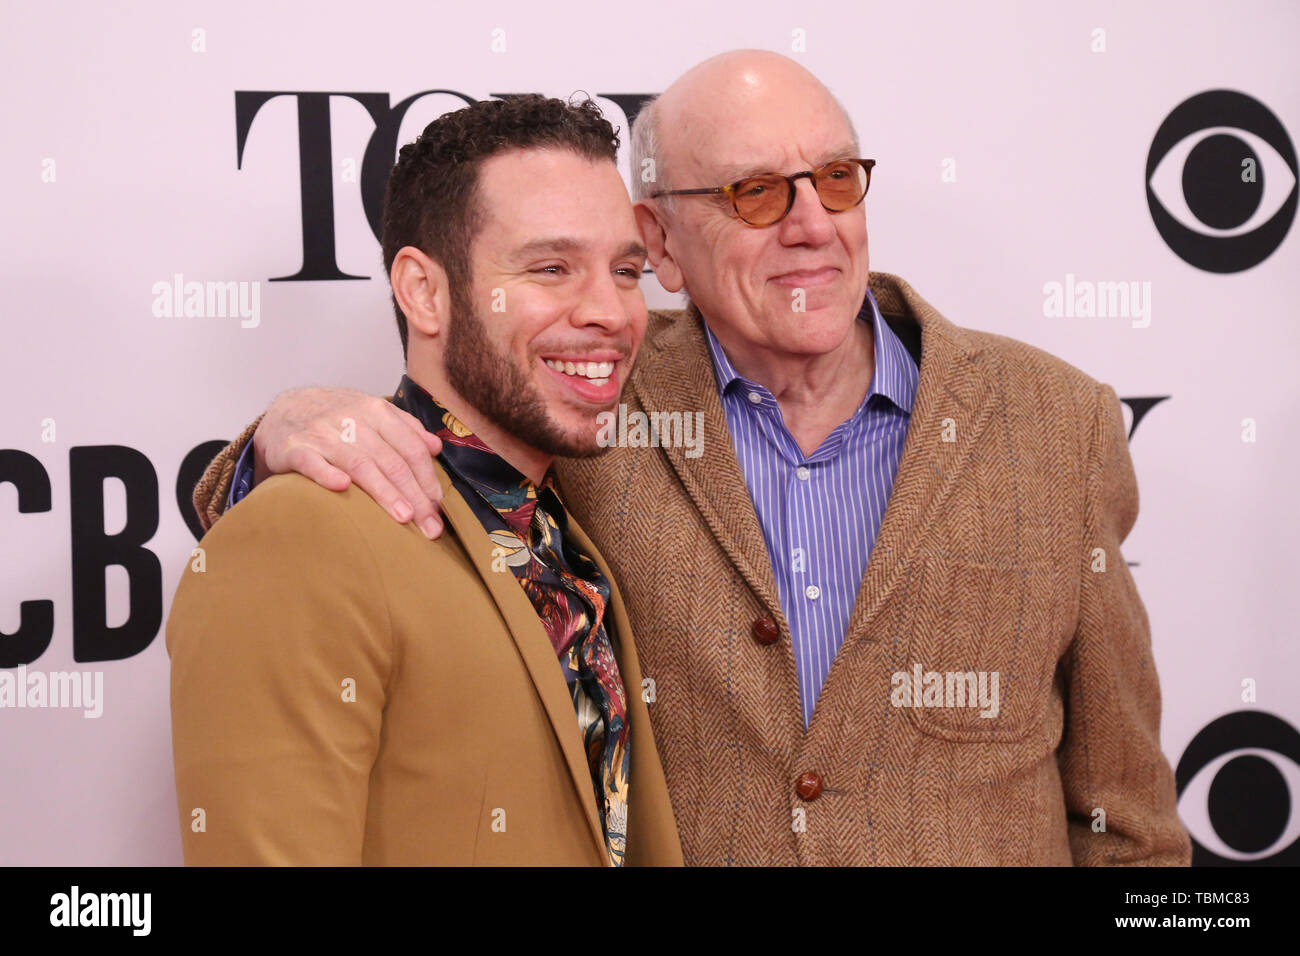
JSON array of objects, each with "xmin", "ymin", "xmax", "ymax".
[
  {"xmin": 634, "ymin": 199, "xmax": 684, "ymax": 293},
  {"xmin": 391, "ymin": 246, "xmax": 450, "ymax": 339}
]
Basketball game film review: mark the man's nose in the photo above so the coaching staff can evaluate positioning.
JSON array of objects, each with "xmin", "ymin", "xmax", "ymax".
[
  {"xmin": 779, "ymin": 177, "xmax": 837, "ymax": 245},
  {"xmin": 571, "ymin": 270, "xmax": 634, "ymax": 332}
]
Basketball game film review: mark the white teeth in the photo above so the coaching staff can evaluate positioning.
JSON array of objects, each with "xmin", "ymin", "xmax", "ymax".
[{"xmin": 545, "ymin": 359, "xmax": 616, "ymax": 380}]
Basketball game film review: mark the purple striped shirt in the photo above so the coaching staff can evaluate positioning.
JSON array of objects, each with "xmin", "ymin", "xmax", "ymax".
[{"xmin": 702, "ymin": 289, "xmax": 918, "ymax": 728}]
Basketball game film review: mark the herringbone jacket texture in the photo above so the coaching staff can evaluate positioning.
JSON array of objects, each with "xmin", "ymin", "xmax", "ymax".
[{"xmin": 193, "ymin": 271, "xmax": 1191, "ymax": 866}]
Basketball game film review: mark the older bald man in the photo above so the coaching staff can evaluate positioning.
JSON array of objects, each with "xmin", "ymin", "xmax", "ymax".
[{"xmin": 192, "ymin": 51, "xmax": 1191, "ymax": 866}]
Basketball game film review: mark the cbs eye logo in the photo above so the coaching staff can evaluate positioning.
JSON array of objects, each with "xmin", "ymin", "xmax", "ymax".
[
  {"xmin": 1176, "ymin": 710, "xmax": 1300, "ymax": 865},
  {"xmin": 1146, "ymin": 90, "xmax": 1296, "ymax": 273}
]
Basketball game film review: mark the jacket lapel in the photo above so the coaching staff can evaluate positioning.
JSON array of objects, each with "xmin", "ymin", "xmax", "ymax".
[
  {"xmin": 431, "ymin": 460, "xmax": 610, "ymax": 864},
  {"xmin": 563, "ymin": 514, "xmax": 686, "ymax": 866},
  {"xmin": 630, "ymin": 312, "xmax": 786, "ymax": 628},
  {"xmin": 840, "ymin": 273, "xmax": 997, "ymax": 642}
]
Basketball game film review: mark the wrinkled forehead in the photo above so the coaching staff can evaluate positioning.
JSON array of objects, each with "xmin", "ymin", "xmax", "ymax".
[{"xmin": 663, "ymin": 85, "xmax": 858, "ymax": 183}]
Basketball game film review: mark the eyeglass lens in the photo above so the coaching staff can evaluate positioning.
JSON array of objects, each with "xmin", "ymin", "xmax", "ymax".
[{"xmin": 733, "ymin": 161, "xmax": 869, "ymax": 224}]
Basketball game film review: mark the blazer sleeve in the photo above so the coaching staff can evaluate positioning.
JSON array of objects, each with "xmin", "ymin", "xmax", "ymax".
[
  {"xmin": 1055, "ymin": 382, "xmax": 1192, "ymax": 866},
  {"xmin": 192, "ymin": 414, "xmax": 264, "ymax": 533},
  {"xmin": 167, "ymin": 479, "xmax": 392, "ymax": 865}
]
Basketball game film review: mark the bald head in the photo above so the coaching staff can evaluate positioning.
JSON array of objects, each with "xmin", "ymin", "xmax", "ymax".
[{"xmin": 632, "ymin": 50, "xmax": 858, "ymax": 201}]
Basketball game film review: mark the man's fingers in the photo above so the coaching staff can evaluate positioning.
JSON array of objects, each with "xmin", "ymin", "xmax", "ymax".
[
  {"xmin": 341, "ymin": 436, "xmax": 438, "ymax": 529},
  {"xmin": 384, "ymin": 406, "xmax": 446, "ymax": 505},
  {"xmin": 378, "ymin": 407, "xmax": 446, "ymax": 539},
  {"xmin": 280, "ymin": 445, "xmax": 352, "ymax": 493},
  {"xmin": 346, "ymin": 453, "xmax": 416, "ymax": 525}
]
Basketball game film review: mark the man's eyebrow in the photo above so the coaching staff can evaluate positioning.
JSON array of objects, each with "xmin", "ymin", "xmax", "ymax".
[
  {"xmin": 709, "ymin": 161, "xmax": 772, "ymax": 185},
  {"xmin": 511, "ymin": 236, "xmax": 584, "ymax": 259},
  {"xmin": 616, "ymin": 240, "xmax": 648, "ymax": 261},
  {"xmin": 710, "ymin": 145, "xmax": 861, "ymax": 185},
  {"xmin": 511, "ymin": 236, "xmax": 646, "ymax": 261}
]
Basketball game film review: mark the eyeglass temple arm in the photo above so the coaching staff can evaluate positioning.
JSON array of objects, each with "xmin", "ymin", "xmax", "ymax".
[{"xmin": 650, "ymin": 186, "xmax": 728, "ymax": 198}]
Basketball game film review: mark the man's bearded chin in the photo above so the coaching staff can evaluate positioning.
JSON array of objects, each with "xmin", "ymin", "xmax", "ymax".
[{"xmin": 442, "ymin": 294, "xmax": 612, "ymax": 460}]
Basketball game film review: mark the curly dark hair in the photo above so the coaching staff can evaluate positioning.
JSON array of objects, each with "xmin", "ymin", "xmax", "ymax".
[{"xmin": 381, "ymin": 94, "xmax": 620, "ymax": 359}]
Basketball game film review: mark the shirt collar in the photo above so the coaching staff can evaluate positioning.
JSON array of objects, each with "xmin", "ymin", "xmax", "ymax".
[{"xmin": 701, "ymin": 287, "xmax": 917, "ymax": 416}]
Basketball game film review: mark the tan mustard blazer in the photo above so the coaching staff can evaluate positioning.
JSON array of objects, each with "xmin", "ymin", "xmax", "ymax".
[{"xmin": 167, "ymin": 459, "xmax": 683, "ymax": 866}]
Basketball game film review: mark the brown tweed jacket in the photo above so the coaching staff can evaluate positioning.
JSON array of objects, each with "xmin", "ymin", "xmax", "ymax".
[{"xmin": 193, "ymin": 271, "xmax": 1191, "ymax": 866}]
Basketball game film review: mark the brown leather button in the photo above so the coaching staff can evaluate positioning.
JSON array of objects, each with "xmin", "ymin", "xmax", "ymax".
[
  {"xmin": 796, "ymin": 771, "xmax": 823, "ymax": 801},
  {"xmin": 752, "ymin": 616, "xmax": 780, "ymax": 645}
]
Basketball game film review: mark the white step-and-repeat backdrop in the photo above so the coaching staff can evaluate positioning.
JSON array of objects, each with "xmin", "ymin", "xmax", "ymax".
[{"xmin": 2, "ymin": 0, "xmax": 1297, "ymax": 865}]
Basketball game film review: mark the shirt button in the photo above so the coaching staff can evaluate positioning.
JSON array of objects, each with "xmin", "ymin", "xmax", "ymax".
[
  {"xmin": 751, "ymin": 616, "xmax": 781, "ymax": 645},
  {"xmin": 747, "ymin": 391, "xmax": 763, "ymax": 405},
  {"xmin": 805, "ymin": 585, "xmax": 821, "ymax": 600},
  {"xmin": 795, "ymin": 466, "xmax": 810, "ymax": 481},
  {"xmin": 796, "ymin": 771, "xmax": 824, "ymax": 801}
]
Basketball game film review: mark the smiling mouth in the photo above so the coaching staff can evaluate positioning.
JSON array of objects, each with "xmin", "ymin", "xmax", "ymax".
[
  {"xmin": 772, "ymin": 267, "xmax": 839, "ymax": 287},
  {"xmin": 543, "ymin": 358, "xmax": 616, "ymax": 387}
]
